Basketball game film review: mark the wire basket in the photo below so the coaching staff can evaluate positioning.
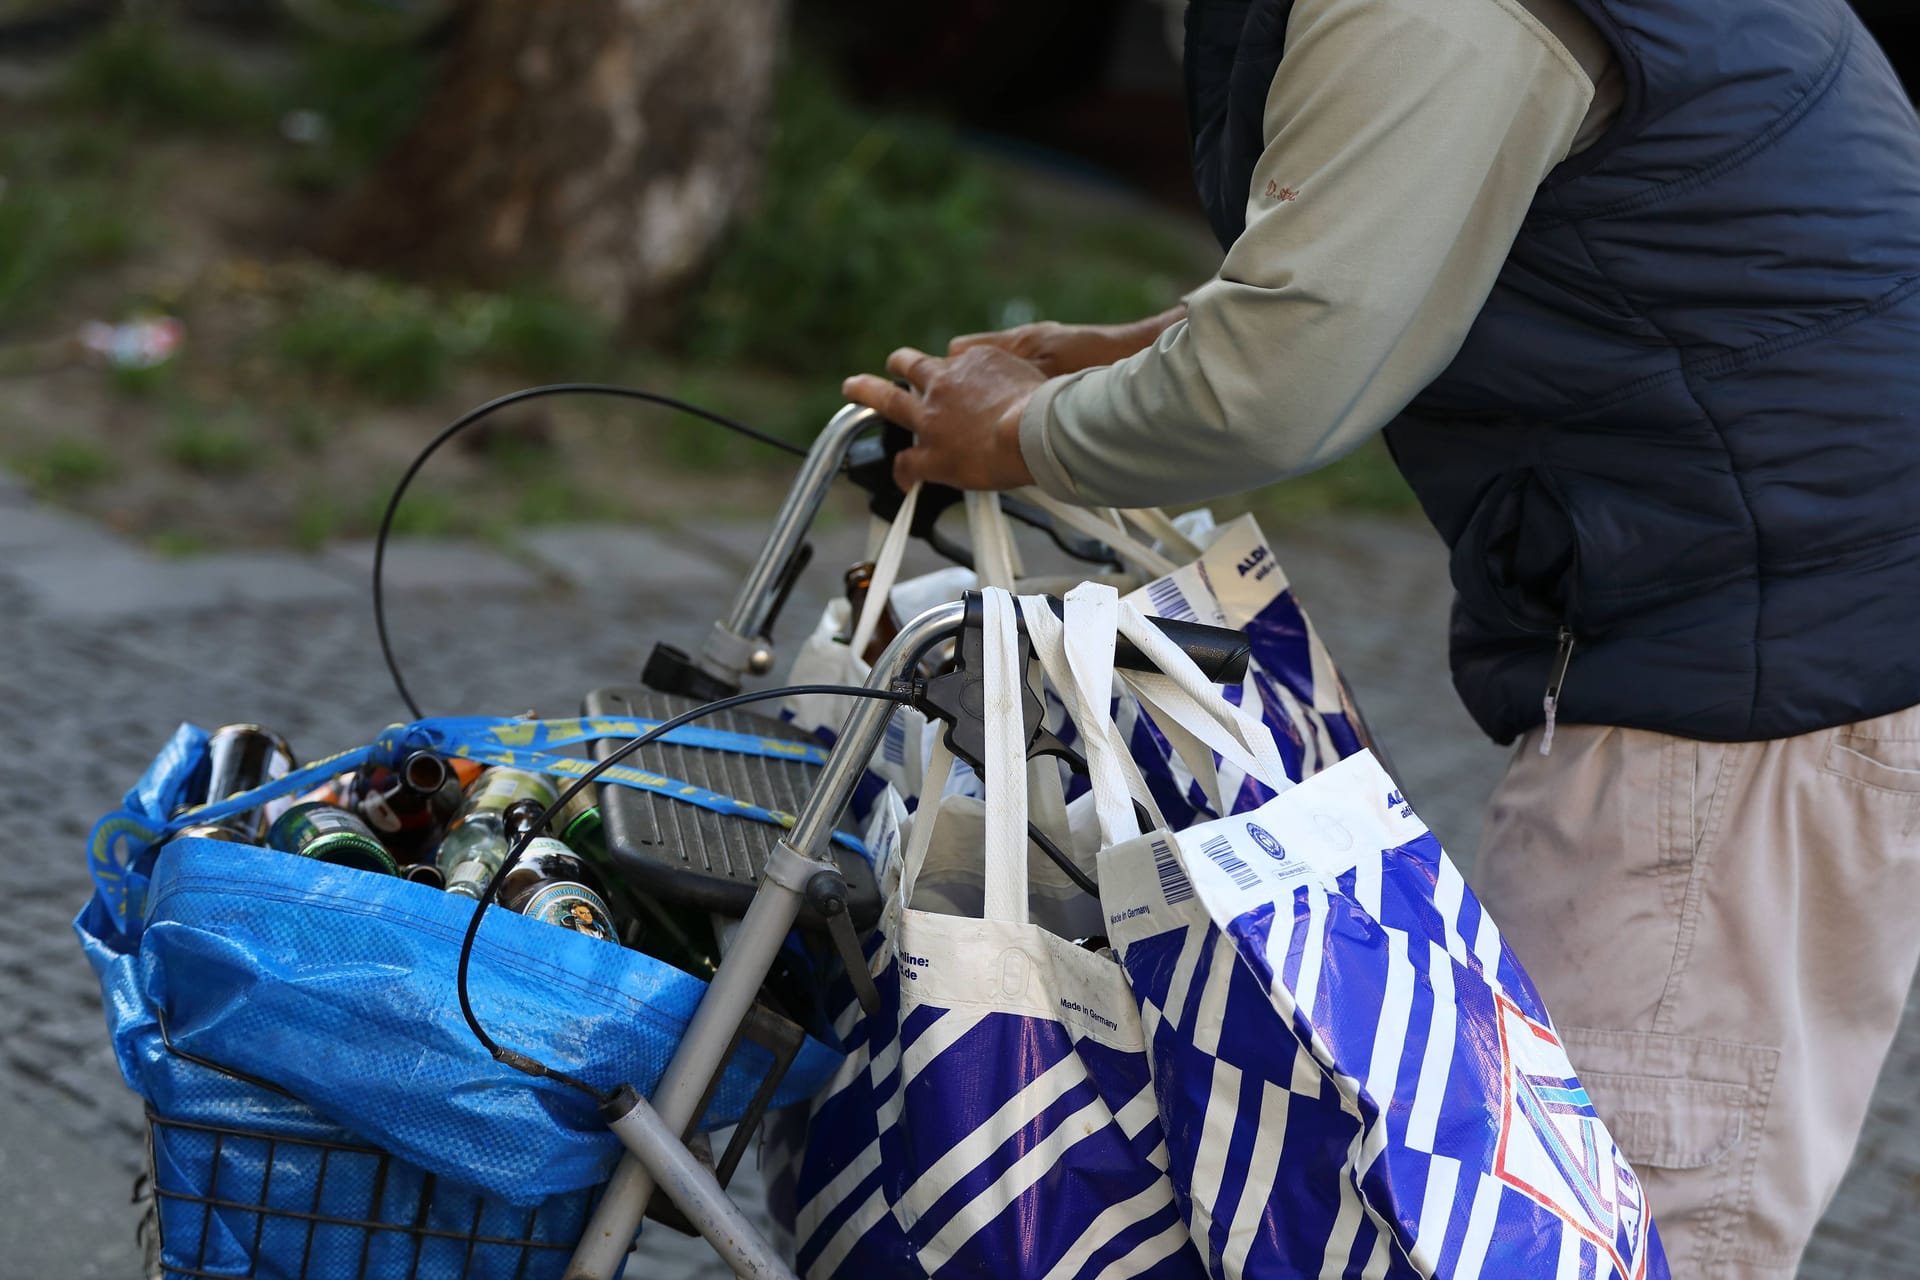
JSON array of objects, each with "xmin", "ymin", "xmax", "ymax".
[{"xmin": 141, "ymin": 1042, "xmax": 603, "ymax": 1280}]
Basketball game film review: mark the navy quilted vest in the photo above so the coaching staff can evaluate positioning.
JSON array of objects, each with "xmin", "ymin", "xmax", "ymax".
[{"xmin": 1187, "ymin": 0, "xmax": 1920, "ymax": 744}]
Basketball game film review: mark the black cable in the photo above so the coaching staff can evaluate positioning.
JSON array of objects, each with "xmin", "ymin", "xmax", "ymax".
[
  {"xmin": 374, "ymin": 384, "xmax": 807, "ymax": 720},
  {"xmin": 455, "ymin": 682, "xmax": 914, "ymax": 1103},
  {"xmin": 1027, "ymin": 821, "xmax": 1099, "ymax": 897}
]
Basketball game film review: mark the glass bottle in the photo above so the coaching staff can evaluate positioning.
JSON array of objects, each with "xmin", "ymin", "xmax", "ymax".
[
  {"xmin": 350, "ymin": 750, "xmax": 462, "ymax": 857},
  {"xmin": 434, "ymin": 767, "xmax": 560, "ymax": 899},
  {"xmin": 268, "ymin": 803, "xmax": 401, "ymax": 876},
  {"xmin": 495, "ymin": 836, "xmax": 621, "ymax": 943},
  {"xmin": 554, "ymin": 789, "xmax": 720, "ymax": 979}
]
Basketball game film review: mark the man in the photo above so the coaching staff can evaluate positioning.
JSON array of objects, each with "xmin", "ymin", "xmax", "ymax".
[{"xmin": 841, "ymin": 0, "xmax": 1920, "ymax": 1273}]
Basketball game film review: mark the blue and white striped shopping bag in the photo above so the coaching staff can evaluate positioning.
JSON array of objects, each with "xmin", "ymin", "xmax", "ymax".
[
  {"xmin": 790, "ymin": 590, "xmax": 1209, "ymax": 1279},
  {"xmin": 1104, "ymin": 751, "xmax": 1670, "ymax": 1279},
  {"xmin": 1119, "ymin": 513, "xmax": 1366, "ymax": 828}
]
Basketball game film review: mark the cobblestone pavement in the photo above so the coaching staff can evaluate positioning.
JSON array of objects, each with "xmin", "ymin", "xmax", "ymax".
[{"xmin": 0, "ymin": 472, "xmax": 1912, "ymax": 1277}]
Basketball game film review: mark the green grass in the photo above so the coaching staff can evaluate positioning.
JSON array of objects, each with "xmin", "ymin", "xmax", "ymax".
[
  {"xmin": 13, "ymin": 440, "xmax": 116, "ymax": 496},
  {"xmin": 148, "ymin": 530, "xmax": 211, "ymax": 556},
  {"xmin": 474, "ymin": 290, "xmax": 616, "ymax": 380},
  {"xmin": 274, "ymin": 37, "xmax": 441, "ymax": 193},
  {"xmin": 683, "ymin": 58, "xmax": 1208, "ymax": 441},
  {"xmin": 372, "ymin": 487, "xmax": 464, "ymax": 538},
  {"xmin": 162, "ymin": 407, "xmax": 256, "ymax": 476},
  {"xmin": 62, "ymin": 18, "xmax": 271, "ymax": 131},
  {"xmin": 108, "ymin": 359, "xmax": 178, "ymax": 400},
  {"xmin": 0, "ymin": 129, "xmax": 139, "ymax": 326},
  {"xmin": 273, "ymin": 275, "xmax": 617, "ymax": 400},
  {"xmin": 275, "ymin": 274, "xmax": 456, "ymax": 401},
  {"xmin": 1225, "ymin": 437, "xmax": 1419, "ymax": 527},
  {"xmin": 292, "ymin": 490, "xmax": 345, "ymax": 551}
]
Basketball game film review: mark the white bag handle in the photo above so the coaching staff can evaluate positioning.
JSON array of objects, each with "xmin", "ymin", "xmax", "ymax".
[
  {"xmin": 980, "ymin": 589, "xmax": 1032, "ymax": 922},
  {"xmin": 1117, "ymin": 507, "xmax": 1204, "ymax": 563},
  {"xmin": 1122, "ymin": 678, "xmax": 1228, "ymax": 817},
  {"xmin": 848, "ymin": 481, "xmax": 923, "ymax": 660},
  {"xmin": 1018, "ymin": 590, "xmax": 1164, "ymax": 849},
  {"xmin": 897, "ymin": 736, "xmax": 955, "ymax": 910},
  {"xmin": 1113, "ymin": 603, "xmax": 1290, "ymax": 794},
  {"xmin": 965, "ymin": 490, "xmax": 1024, "ymax": 591},
  {"xmin": 1012, "ymin": 488, "xmax": 1181, "ymax": 578},
  {"xmin": 1028, "ymin": 583, "xmax": 1290, "ymax": 834},
  {"xmin": 888, "ymin": 587, "xmax": 1032, "ymax": 922}
]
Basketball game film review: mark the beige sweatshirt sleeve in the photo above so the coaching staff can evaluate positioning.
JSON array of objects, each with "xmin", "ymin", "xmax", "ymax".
[{"xmin": 1018, "ymin": 0, "xmax": 1599, "ymax": 507}]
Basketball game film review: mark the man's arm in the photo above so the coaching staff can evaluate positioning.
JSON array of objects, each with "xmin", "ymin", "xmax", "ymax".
[{"xmin": 1019, "ymin": 0, "xmax": 1600, "ymax": 507}]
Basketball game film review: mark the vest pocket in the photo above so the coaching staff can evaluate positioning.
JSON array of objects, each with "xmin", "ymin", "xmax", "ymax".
[{"xmin": 1449, "ymin": 467, "xmax": 1584, "ymax": 636}]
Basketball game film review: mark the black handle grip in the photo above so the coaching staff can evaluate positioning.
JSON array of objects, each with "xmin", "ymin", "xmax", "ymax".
[{"xmin": 1038, "ymin": 595, "xmax": 1250, "ymax": 683}]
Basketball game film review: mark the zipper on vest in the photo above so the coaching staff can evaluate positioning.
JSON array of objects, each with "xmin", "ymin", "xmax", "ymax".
[{"xmin": 1539, "ymin": 624, "xmax": 1576, "ymax": 757}]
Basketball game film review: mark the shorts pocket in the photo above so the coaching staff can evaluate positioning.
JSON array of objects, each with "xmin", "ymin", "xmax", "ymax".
[
  {"xmin": 1559, "ymin": 1027, "xmax": 1782, "ymax": 1271},
  {"xmin": 1821, "ymin": 728, "xmax": 1920, "ymax": 798}
]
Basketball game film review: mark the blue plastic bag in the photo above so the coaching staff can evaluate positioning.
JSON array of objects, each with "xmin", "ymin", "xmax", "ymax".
[{"xmin": 78, "ymin": 720, "xmax": 846, "ymax": 1210}]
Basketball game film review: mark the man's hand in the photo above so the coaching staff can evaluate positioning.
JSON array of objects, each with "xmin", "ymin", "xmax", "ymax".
[
  {"xmin": 946, "ymin": 306, "xmax": 1187, "ymax": 377},
  {"xmin": 842, "ymin": 345, "xmax": 1046, "ymax": 492}
]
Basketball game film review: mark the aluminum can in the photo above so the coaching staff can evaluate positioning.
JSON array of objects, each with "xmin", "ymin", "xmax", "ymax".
[
  {"xmin": 195, "ymin": 724, "xmax": 297, "ymax": 841},
  {"xmin": 166, "ymin": 823, "xmax": 251, "ymax": 846}
]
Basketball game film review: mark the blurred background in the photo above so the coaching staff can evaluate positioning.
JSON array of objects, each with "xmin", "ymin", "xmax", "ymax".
[
  {"xmin": 0, "ymin": 3, "xmax": 1914, "ymax": 1276},
  {"xmin": 0, "ymin": 0, "xmax": 1909, "ymax": 548}
]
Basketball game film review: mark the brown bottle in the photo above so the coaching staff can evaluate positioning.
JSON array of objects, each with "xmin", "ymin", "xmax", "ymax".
[
  {"xmin": 350, "ymin": 751, "xmax": 460, "ymax": 857},
  {"xmin": 495, "ymin": 836, "xmax": 621, "ymax": 943},
  {"xmin": 842, "ymin": 560, "xmax": 901, "ymax": 666}
]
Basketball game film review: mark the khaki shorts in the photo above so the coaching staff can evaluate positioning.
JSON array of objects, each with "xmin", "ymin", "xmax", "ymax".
[{"xmin": 1473, "ymin": 703, "xmax": 1920, "ymax": 1277}]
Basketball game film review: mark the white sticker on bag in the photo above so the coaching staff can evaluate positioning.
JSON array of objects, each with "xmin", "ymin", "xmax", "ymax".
[{"xmin": 1174, "ymin": 812, "xmax": 1336, "ymax": 920}]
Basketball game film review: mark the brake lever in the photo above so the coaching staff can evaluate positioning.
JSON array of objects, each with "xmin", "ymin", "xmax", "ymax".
[{"xmin": 916, "ymin": 593, "xmax": 1067, "ymax": 775}]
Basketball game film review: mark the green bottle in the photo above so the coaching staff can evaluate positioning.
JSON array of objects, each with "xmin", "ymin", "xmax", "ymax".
[
  {"xmin": 268, "ymin": 803, "xmax": 401, "ymax": 876},
  {"xmin": 554, "ymin": 788, "xmax": 720, "ymax": 980}
]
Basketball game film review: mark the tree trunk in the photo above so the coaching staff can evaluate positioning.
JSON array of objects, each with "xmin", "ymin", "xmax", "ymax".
[{"xmin": 318, "ymin": 0, "xmax": 784, "ymax": 322}]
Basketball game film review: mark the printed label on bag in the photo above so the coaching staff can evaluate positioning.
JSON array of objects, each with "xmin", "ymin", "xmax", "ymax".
[
  {"xmin": 1491, "ymin": 992, "xmax": 1654, "ymax": 1278},
  {"xmin": 1125, "ymin": 514, "xmax": 1287, "ymax": 631},
  {"xmin": 1101, "ymin": 832, "xmax": 1208, "ymax": 951},
  {"xmin": 1178, "ymin": 819, "xmax": 1332, "ymax": 918}
]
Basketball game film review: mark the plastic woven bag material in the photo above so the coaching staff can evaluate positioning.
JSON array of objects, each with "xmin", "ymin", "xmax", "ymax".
[
  {"xmin": 1120, "ymin": 514, "xmax": 1365, "ymax": 823},
  {"xmin": 1105, "ymin": 752, "xmax": 1669, "ymax": 1279},
  {"xmin": 789, "ymin": 591, "xmax": 1205, "ymax": 1279},
  {"xmin": 78, "ymin": 838, "xmax": 842, "ymax": 1208}
]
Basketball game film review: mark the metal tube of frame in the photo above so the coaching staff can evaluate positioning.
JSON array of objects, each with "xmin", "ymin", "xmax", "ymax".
[
  {"xmin": 784, "ymin": 599, "xmax": 965, "ymax": 855},
  {"xmin": 566, "ymin": 601, "xmax": 968, "ymax": 1279},
  {"xmin": 601, "ymin": 1086, "xmax": 795, "ymax": 1279},
  {"xmin": 699, "ymin": 404, "xmax": 881, "ymax": 683}
]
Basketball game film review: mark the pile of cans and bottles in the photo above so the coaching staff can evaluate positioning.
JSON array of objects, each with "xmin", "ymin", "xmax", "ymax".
[{"xmin": 175, "ymin": 722, "xmax": 719, "ymax": 980}]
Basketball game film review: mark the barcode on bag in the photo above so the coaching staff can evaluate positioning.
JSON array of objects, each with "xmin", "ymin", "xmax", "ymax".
[
  {"xmin": 1198, "ymin": 833, "xmax": 1261, "ymax": 891},
  {"xmin": 1151, "ymin": 837, "xmax": 1194, "ymax": 905},
  {"xmin": 1147, "ymin": 577, "xmax": 1200, "ymax": 623},
  {"xmin": 882, "ymin": 714, "xmax": 907, "ymax": 766}
]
